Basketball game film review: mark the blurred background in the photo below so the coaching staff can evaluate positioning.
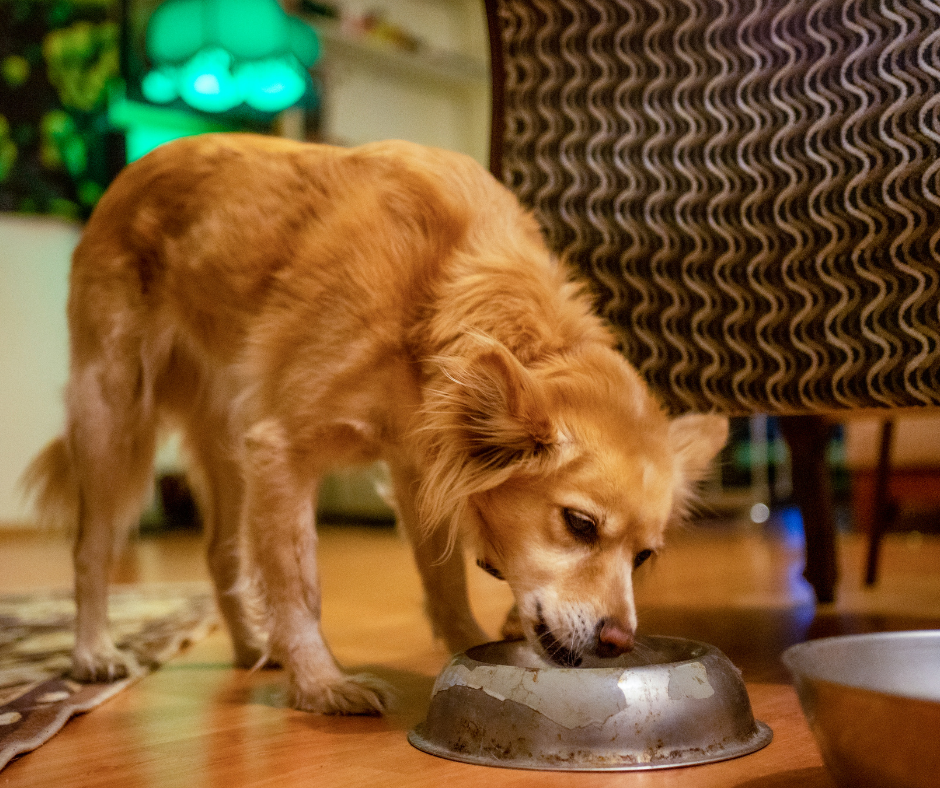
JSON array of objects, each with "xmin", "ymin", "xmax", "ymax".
[{"xmin": 2, "ymin": 0, "xmax": 939, "ymax": 545}]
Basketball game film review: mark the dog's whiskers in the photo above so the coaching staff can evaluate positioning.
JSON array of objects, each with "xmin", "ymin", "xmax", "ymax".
[
  {"xmin": 534, "ymin": 602, "xmax": 582, "ymax": 668},
  {"xmin": 626, "ymin": 640, "xmax": 658, "ymax": 666}
]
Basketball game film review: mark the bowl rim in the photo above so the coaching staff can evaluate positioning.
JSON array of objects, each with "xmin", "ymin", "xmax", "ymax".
[
  {"xmin": 461, "ymin": 634, "xmax": 719, "ymax": 674},
  {"xmin": 408, "ymin": 721, "xmax": 774, "ymax": 773},
  {"xmin": 782, "ymin": 629, "xmax": 940, "ymax": 701}
]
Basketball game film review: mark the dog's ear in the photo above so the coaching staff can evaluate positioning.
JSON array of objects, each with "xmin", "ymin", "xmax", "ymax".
[
  {"xmin": 669, "ymin": 413, "xmax": 729, "ymax": 483},
  {"xmin": 416, "ymin": 340, "xmax": 558, "ymax": 550},
  {"xmin": 451, "ymin": 342, "xmax": 556, "ymax": 470}
]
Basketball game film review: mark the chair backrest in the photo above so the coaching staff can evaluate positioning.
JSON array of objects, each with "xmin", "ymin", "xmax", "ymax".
[{"xmin": 486, "ymin": 0, "xmax": 940, "ymax": 415}]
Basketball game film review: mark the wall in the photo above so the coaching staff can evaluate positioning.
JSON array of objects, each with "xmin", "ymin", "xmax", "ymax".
[
  {"xmin": 317, "ymin": 0, "xmax": 489, "ymax": 166},
  {"xmin": 846, "ymin": 415, "xmax": 940, "ymax": 469},
  {"xmin": 0, "ymin": 215, "xmax": 76, "ymax": 524}
]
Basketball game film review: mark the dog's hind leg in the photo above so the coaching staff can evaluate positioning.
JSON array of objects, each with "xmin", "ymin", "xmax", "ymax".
[
  {"xmin": 387, "ymin": 461, "xmax": 488, "ymax": 654},
  {"xmin": 66, "ymin": 353, "xmax": 158, "ymax": 682},
  {"xmin": 241, "ymin": 419, "xmax": 390, "ymax": 714}
]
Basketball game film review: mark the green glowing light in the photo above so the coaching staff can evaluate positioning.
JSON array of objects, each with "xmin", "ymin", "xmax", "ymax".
[
  {"xmin": 237, "ymin": 58, "xmax": 306, "ymax": 112},
  {"xmin": 141, "ymin": 68, "xmax": 177, "ymax": 103},
  {"xmin": 146, "ymin": 0, "xmax": 204, "ymax": 63},
  {"xmin": 144, "ymin": 0, "xmax": 319, "ymax": 113},
  {"xmin": 177, "ymin": 48, "xmax": 241, "ymax": 113}
]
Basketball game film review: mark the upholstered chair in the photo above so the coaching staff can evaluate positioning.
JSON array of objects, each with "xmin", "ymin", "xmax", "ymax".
[{"xmin": 484, "ymin": 0, "xmax": 940, "ymax": 602}]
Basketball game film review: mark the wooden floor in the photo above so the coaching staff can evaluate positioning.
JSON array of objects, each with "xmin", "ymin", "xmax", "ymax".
[{"xmin": 2, "ymin": 516, "xmax": 940, "ymax": 787}]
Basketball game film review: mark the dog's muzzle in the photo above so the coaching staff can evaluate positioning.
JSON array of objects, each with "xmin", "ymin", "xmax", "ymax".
[
  {"xmin": 533, "ymin": 604, "xmax": 636, "ymax": 666},
  {"xmin": 534, "ymin": 603, "xmax": 582, "ymax": 667}
]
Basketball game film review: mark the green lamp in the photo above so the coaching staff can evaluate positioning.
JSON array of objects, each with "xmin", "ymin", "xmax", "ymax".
[{"xmin": 142, "ymin": 0, "xmax": 320, "ymax": 113}]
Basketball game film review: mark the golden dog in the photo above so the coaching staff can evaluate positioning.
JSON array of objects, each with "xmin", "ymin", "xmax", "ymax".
[{"xmin": 25, "ymin": 133, "xmax": 727, "ymax": 714}]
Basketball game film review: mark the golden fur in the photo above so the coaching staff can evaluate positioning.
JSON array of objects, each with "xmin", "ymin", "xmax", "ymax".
[{"xmin": 24, "ymin": 133, "xmax": 728, "ymax": 714}]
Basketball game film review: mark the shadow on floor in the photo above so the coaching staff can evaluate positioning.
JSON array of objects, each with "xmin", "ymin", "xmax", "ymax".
[{"xmin": 638, "ymin": 604, "xmax": 940, "ymax": 683}]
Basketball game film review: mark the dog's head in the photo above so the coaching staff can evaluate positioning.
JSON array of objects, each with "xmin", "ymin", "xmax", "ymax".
[{"xmin": 420, "ymin": 339, "xmax": 728, "ymax": 666}]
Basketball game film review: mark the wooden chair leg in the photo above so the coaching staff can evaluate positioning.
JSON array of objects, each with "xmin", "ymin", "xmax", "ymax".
[
  {"xmin": 865, "ymin": 419, "xmax": 896, "ymax": 586},
  {"xmin": 779, "ymin": 415, "xmax": 839, "ymax": 603}
]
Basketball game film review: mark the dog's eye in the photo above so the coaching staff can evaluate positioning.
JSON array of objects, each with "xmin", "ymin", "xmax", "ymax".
[
  {"xmin": 476, "ymin": 558, "xmax": 505, "ymax": 581},
  {"xmin": 563, "ymin": 508, "xmax": 598, "ymax": 544},
  {"xmin": 634, "ymin": 549, "xmax": 653, "ymax": 570}
]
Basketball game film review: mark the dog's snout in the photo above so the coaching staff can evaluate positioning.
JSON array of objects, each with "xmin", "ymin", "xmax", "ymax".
[{"xmin": 595, "ymin": 619, "xmax": 635, "ymax": 658}]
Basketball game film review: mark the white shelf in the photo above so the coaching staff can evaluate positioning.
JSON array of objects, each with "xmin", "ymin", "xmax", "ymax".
[{"xmin": 308, "ymin": 17, "xmax": 488, "ymax": 89}]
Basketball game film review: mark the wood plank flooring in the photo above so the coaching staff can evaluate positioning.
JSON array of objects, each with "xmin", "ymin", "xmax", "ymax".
[{"xmin": 1, "ymin": 517, "xmax": 939, "ymax": 787}]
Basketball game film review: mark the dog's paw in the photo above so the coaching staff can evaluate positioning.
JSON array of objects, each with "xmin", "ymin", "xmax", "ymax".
[
  {"xmin": 289, "ymin": 672, "xmax": 392, "ymax": 715},
  {"xmin": 71, "ymin": 644, "xmax": 141, "ymax": 683}
]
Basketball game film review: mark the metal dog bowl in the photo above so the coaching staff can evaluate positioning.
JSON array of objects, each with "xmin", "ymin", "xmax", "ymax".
[
  {"xmin": 409, "ymin": 636, "xmax": 772, "ymax": 771},
  {"xmin": 783, "ymin": 630, "xmax": 940, "ymax": 788}
]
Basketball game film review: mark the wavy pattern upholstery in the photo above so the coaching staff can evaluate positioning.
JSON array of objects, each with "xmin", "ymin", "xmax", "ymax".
[{"xmin": 486, "ymin": 0, "xmax": 940, "ymax": 415}]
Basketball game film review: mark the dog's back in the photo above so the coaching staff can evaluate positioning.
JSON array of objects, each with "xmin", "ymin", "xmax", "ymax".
[{"xmin": 71, "ymin": 136, "xmax": 481, "ymax": 357}]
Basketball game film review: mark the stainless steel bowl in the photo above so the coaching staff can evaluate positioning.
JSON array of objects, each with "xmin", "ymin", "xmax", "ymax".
[
  {"xmin": 783, "ymin": 630, "xmax": 940, "ymax": 788},
  {"xmin": 409, "ymin": 636, "xmax": 772, "ymax": 771}
]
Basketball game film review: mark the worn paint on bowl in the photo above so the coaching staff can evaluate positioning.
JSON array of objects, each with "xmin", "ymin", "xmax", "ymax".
[{"xmin": 409, "ymin": 637, "xmax": 772, "ymax": 771}]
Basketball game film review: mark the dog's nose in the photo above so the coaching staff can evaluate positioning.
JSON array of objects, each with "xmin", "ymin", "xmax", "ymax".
[{"xmin": 595, "ymin": 619, "xmax": 635, "ymax": 658}]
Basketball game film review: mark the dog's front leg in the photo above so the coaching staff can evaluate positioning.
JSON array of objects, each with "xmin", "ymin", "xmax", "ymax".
[
  {"xmin": 388, "ymin": 461, "xmax": 489, "ymax": 654},
  {"xmin": 243, "ymin": 420, "xmax": 389, "ymax": 714}
]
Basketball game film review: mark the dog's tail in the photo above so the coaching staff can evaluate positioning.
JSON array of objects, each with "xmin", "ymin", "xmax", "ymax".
[{"xmin": 20, "ymin": 437, "xmax": 80, "ymax": 532}]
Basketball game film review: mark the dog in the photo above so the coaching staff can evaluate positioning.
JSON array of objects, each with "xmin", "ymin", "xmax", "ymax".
[{"xmin": 24, "ymin": 133, "xmax": 728, "ymax": 715}]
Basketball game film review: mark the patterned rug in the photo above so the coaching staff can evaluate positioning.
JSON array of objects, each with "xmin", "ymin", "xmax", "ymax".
[{"xmin": 0, "ymin": 584, "xmax": 218, "ymax": 771}]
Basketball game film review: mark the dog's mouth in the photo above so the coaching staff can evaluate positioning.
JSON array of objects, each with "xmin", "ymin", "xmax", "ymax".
[{"xmin": 534, "ymin": 603, "xmax": 582, "ymax": 668}]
